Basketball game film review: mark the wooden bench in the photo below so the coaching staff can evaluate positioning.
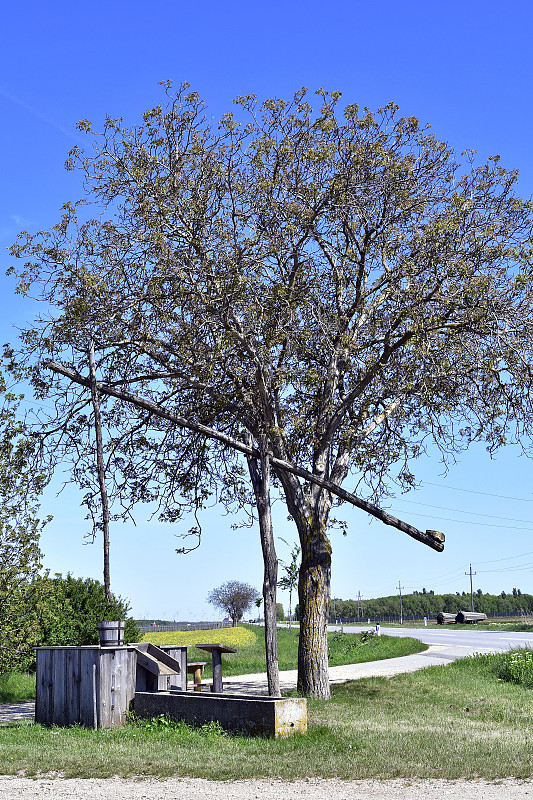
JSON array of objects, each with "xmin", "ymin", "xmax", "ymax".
[{"xmin": 187, "ymin": 661, "xmax": 208, "ymax": 691}]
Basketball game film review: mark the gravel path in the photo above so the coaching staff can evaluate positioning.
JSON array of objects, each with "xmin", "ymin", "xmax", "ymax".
[
  {"xmin": 1, "ymin": 776, "xmax": 532, "ymax": 799},
  {"xmin": 223, "ymin": 643, "xmax": 462, "ymax": 693}
]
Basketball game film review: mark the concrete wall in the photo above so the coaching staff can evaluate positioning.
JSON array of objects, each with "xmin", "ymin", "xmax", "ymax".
[{"xmin": 134, "ymin": 691, "xmax": 307, "ymax": 737}]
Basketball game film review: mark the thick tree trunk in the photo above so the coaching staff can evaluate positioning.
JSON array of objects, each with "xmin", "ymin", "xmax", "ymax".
[
  {"xmin": 296, "ymin": 518, "xmax": 331, "ymax": 699},
  {"xmin": 246, "ymin": 433, "xmax": 280, "ymax": 697},
  {"xmin": 274, "ymin": 464, "xmax": 333, "ymax": 700}
]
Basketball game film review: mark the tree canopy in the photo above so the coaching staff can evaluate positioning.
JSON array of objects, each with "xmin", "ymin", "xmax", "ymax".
[
  {"xmin": 328, "ymin": 590, "xmax": 533, "ymax": 620},
  {"xmin": 207, "ymin": 580, "xmax": 260, "ymax": 626},
  {"xmin": 8, "ymin": 83, "xmax": 533, "ymax": 697}
]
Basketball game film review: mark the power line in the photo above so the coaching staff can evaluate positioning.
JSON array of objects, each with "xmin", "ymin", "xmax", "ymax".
[
  {"xmin": 393, "ymin": 498, "xmax": 533, "ymax": 525},
  {"xmin": 421, "ymin": 480, "xmax": 533, "ymax": 503},
  {"xmin": 478, "ymin": 562, "xmax": 533, "ymax": 574},
  {"xmin": 389, "ymin": 508, "xmax": 533, "ymax": 530},
  {"xmin": 402, "ymin": 551, "xmax": 533, "ymax": 591},
  {"xmin": 475, "ymin": 550, "xmax": 533, "ymax": 566}
]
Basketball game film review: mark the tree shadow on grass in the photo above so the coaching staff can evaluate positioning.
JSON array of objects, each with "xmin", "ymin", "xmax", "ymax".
[{"xmin": 329, "ymin": 679, "xmax": 386, "ymax": 702}]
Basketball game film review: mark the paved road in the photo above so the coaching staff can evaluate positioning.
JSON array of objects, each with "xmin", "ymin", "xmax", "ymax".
[
  {"xmin": 224, "ymin": 623, "xmax": 528, "ymax": 693},
  {"xmin": 332, "ymin": 623, "xmax": 533, "ymax": 654}
]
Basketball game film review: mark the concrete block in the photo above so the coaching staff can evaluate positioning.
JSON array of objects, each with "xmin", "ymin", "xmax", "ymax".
[{"xmin": 133, "ymin": 690, "xmax": 307, "ymax": 737}]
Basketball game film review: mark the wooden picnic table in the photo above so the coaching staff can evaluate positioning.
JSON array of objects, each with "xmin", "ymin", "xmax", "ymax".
[{"xmin": 195, "ymin": 643, "xmax": 237, "ymax": 693}]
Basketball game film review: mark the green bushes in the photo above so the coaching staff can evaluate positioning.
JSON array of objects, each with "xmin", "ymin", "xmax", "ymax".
[
  {"xmin": 34, "ymin": 573, "xmax": 140, "ymax": 650},
  {"xmin": 1, "ymin": 573, "xmax": 139, "ymax": 674},
  {"xmin": 495, "ymin": 649, "xmax": 533, "ymax": 687}
]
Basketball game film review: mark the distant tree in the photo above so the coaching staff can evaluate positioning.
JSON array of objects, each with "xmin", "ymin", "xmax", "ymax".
[
  {"xmin": 207, "ymin": 581, "xmax": 260, "ymax": 627},
  {"xmin": 276, "ymin": 602, "xmax": 284, "ymax": 621},
  {"xmin": 278, "ymin": 540, "xmax": 300, "ymax": 631}
]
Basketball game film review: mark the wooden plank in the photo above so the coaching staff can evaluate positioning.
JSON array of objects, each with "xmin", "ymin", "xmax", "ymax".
[
  {"xmin": 122, "ymin": 649, "xmax": 137, "ymax": 723},
  {"xmin": 108, "ymin": 649, "xmax": 118, "ymax": 726},
  {"xmin": 98, "ymin": 650, "xmax": 113, "ymax": 729},
  {"xmin": 79, "ymin": 649, "xmax": 98, "ymax": 728},
  {"xmin": 158, "ymin": 646, "xmax": 188, "ymax": 691},
  {"xmin": 196, "ymin": 643, "xmax": 237, "ymax": 654},
  {"xmin": 135, "ymin": 649, "xmax": 179, "ymax": 676},
  {"xmin": 35, "ymin": 649, "xmax": 52, "ymax": 725},
  {"xmin": 144, "ymin": 643, "xmax": 185, "ymax": 674},
  {"xmin": 133, "ymin": 643, "xmax": 186, "ymax": 674},
  {"xmin": 51, "ymin": 648, "xmax": 67, "ymax": 725},
  {"xmin": 67, "ymin": 648, "xmax": 82, "ymax": 724},
  {"xmin": 108, "ymin": 649, "xmax": 133, "ymax": 726},
  {"xmin": 135, "ymin": 664, "xmax": 150, "ymax": 692},
  {"xmin": 212, "ymin": 649, "xmax": 223, "ymax": 694}
]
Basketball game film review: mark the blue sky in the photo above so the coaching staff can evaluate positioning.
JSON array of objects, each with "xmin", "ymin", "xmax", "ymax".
[{"xmin": 2, "ymin": 0, "xmax": 533, "ymax": 620}]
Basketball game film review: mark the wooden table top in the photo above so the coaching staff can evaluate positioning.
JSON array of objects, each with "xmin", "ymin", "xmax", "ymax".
[{"xmin": 195, "ymin": 643, "xmax": 237, "ymax": 654}]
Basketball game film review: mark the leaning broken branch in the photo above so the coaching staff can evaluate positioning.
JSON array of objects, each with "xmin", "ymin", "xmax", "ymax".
[{"xmin": 47, "ymin": 359, "xmax": 445, "ymax": 552}]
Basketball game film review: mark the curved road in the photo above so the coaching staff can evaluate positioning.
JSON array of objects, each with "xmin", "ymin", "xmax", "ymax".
[{"xmin": 332, "ymin": 623, "xmax": 533, "ymax": 657}]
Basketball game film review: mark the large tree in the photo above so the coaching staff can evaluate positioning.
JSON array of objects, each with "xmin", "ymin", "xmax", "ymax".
[{"xmin": 8, "ymin": 84, "xmax": 533, "ymax": 697}]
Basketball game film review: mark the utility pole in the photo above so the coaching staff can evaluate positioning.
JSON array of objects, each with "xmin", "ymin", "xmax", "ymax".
[
  {"xmin": 465, "ymin": 564, "xmax": 477, "ymax": 612},
  {"xmin": 398, "ymin": 581, "xmax": 404, "ymax": 625},
  {"xmin": 357, "ymin": 591, "xmax": 363, "ymax": 619}
]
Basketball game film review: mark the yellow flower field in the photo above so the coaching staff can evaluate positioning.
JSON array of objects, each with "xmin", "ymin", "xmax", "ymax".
[{"xmin": 141, "ymin": 625, "xmax": 257, "ymax": 648}]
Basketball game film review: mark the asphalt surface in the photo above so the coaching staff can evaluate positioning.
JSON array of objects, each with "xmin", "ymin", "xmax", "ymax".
[{"xmin": 335, "ymin": 623, "xmax": 533, "ymax": 653}]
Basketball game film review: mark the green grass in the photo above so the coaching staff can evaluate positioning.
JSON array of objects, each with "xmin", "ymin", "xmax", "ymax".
[
  {"xmin": 214, "ymin": 625, "xmax": 426, "ymax": 676},
  {"xmin": 140, "ymin": 624, "xmax": 426, "ymax": 679},
  {"xmin": 0, "ymin": 673, "xmax": 35, "ymax": 703},
  {"xmin": 2, "ymin": 654, "xmax": 533, "ymax": 779}
]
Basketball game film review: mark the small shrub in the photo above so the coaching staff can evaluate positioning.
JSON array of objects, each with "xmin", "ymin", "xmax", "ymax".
[
  {"xmin": 128, "ymin": 713, "xmax": 228, "ymax": 740},
  {"xmin": 496, "ymin": 648, "xmax": 533, "ymax": 687}
]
